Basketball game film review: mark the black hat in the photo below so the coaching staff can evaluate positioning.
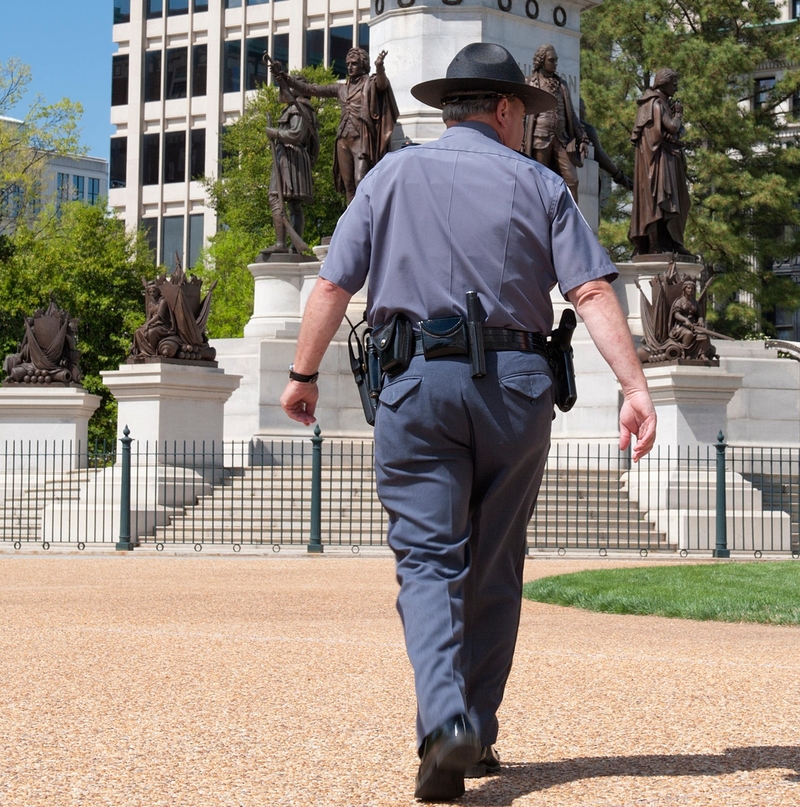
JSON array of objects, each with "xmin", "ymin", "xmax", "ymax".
[{"xmin": 411, "ymin": 42, "xmax": 555, "ymax": 115}]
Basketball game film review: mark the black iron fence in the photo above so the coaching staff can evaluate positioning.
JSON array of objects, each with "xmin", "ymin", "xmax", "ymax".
[{"xmin": 1, "ymin": 428, "xmax": 799, "ymax": 557}]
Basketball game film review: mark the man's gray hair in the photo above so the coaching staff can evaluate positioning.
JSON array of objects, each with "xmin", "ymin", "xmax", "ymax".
[{"xmin": 442, "ymin": 96, "xmax": 503, "ymax": 123}]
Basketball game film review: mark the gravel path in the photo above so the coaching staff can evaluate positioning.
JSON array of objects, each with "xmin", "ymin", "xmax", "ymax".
[{"xmin": 1, "ymin": 552, "xmax": 798, "ymax": 806}]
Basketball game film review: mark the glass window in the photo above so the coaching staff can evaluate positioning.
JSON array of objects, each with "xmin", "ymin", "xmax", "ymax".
[
  {"xmin": 188, "ymin": 214, "xmax": 204, "ymax": 267},
  {"xmin": 142, "ymin": 133, "xmax": 160, "ymax": 186},
  {"xmin": 162, "ymin": 216, "xmax": 184, "ymax": 271},
  {"xmin": 305, "ymin": 29, "xmax": 324, "ymax": 69},
  {"xmin": 146, "ymin": 0, "xmax": 163, "ymax": 19},
  {"xmin": 112, "ymin": 54, "xmax": 129, "ymax": 106},
  {"xmin": 794, "ymin": 0, "xmax": 800, "ymax": 19},
  {"xmin": 223, "ymin": 40, "xmax": 241, "ymax": 93},
  {"xmin": 792, "ymin": 91, "xmax": 800, "ymax": 121},
  {"xmin": 110, "ymin": 137, "xmax": 127, "ymax": 189},
  {"xmin": 272, "ymin": 33, "xmax": 289, "ymax": 66},
  {"xmin": 194, "ymin": 0, "xmax": 208, "ymax": 10},
  {"xmin": 167, "ymin": 0, "xmax": 189, "ymax": 15},
  {"xmin": 248, "ymin": 0, "xmax": 269, "ymax": 4},
  {"xmin": 192, "ymin": 44, "xmax": 207, "ymax": 97},
  {"xmin": 114, "ymin": 0, "xmax": 131, "ymax": 24},
  {"xmin": 141, "ymin": 219, "xmax": 158, "ymax": 264},
  {"xmin": 190, "ymin": 129, "xmax": 206, "ymax": 179},
  {"xmin": 358, "ymin": 23, "xmax": 369, "ymax": 51},
  {"xmin": 57, "ymin": 173, "xmax": 70, "ymax": 203},
  {"xmin": 225, "ymin": 0, "xmax": 243, "ymax": 7},
  {"xmin": 754, "ymin": 76, "xmax": 775, "ymax": 110},
  {"xmin": 88, "ymin": 177, "xmax": 101, "ymax": 205},
  {"xmin": 246, "ymin": 37, "xmax": 268, "ymax": 90},
  {"xmin": 165, "ymin": 47, "xmax": 188, "ymax": 100},
  {"xmin": 72, "ymin": 175, "xmax": 85, "ymax": 201},
  {"xmin": 144, "ymin": 51, "xmax": 162, "ymax": 103},
  {"xmin": 163, "ymin": 132, "xmax": 186, "ymax": 184},
  {"xmin": 329, "ymin": 26, "xmax": 352, "ymax": 78}
]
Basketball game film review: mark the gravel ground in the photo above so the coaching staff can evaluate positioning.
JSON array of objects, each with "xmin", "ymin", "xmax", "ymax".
[{"xmin": 0, "ymin": 551, "xmax": 798, "ymax": 806}]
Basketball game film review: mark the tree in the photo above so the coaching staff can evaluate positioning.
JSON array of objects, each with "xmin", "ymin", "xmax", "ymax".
[
  {"xmin": 0, "ymin": 58, "xmax": 84, "ymax": 236},
  {"xmin": 0, "ymin": 202, "xmax": 155, "ymax": 443},
  {"xmin": 200, "ymin": 66, "xmax": 345, "ymax": 338},
  {"xmin": 580, "ymin": 0, "xmax": 800, "ymax": 336}
]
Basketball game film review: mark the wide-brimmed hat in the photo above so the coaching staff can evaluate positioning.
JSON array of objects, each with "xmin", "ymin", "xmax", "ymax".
[{"xmin": 411, "ymin": 42, "xmax": 555, "ymax": 115}]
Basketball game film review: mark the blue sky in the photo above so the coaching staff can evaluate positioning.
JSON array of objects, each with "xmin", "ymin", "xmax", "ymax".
[{"xmin": 0, "ymin": 0, "xmax": 114, "ymax": 159}]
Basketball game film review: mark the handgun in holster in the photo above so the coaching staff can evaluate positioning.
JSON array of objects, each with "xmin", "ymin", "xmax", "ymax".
[{"xmin": 547, "ymin": 308, "xmax": 578, "ymax": 412}]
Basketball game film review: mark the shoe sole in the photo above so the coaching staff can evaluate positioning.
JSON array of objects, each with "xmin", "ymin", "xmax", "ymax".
[
  {"xmin": 415, "ymin": 739, "xmax": 481, "ymax": 801},
  {"xmin": 464, "ymin": 762, "xmax": 501, "ymax": 778}
]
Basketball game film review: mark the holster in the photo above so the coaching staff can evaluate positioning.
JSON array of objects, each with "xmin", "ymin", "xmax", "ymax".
[
  {"xmin": 372, "ymin": 313, "xmax": 413, "ymax": 376},
  {"xmin": 547, "ymin": 309, "xmax": 578, "ymax": 412}
]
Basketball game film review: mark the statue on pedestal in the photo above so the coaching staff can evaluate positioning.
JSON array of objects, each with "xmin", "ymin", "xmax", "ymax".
[
  {"xmin": 629, "ymin": 69, "xmax": 692, "ymax": 257},
  {"xmin": 2, "ymin": 296, "xmax": 82, "ymax": 386},
  {"xmin": 272, "ymin": 48, "xmax": 398, "ymax": 205},
  {"xmin": 523, "ymin": 44, "xmax": 589, "ymax": 202},
  {"xmin": 637, "ymin": 264, "xmax": 729, "ymax": 364},
  {"xmin": 129, "ymin": 264, "xmax": 217, "ymax": 364}
]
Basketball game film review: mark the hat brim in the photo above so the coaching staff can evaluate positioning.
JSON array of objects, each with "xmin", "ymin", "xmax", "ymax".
[{"xmin": 411, "ymin": 77, "xmax": 556, "ymax": 115}]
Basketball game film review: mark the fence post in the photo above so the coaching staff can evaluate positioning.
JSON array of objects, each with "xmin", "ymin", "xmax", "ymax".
[
  {"xmin": 713, "ymin": 430, "xmax": 730, "ymax": 558},
  {"xmin": 116, "ymin": 426, "xmax": 133, "ymax": 552},
  {"xmin": 308, "ymin": 425, "xmax": 324, "ymax": 553}
]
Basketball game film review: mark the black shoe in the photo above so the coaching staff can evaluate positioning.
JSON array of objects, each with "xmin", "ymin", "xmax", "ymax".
[
  {"xmin": 414, "ymin": 714, "xmax": 480, "ymax": 802},
  {"xmin": 465, "ymin": 746, "xmax": 500, "ymax": 778}
]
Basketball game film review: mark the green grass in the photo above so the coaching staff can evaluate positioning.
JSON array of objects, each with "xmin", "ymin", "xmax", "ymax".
[{"xmin": 522, "ymin": 562, "xmax": 800, "ymax": 625}]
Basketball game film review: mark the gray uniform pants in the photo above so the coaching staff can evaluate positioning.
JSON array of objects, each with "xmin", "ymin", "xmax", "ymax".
[{"xmin": 374, "ymin": 349, "xmax": 554, "ymax": 748}]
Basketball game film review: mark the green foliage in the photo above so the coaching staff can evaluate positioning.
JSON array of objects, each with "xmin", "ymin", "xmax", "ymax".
[
  {"xmin": 0, "ymin": 58, "xmax": 85, "ymax": 235},
  {"xmin": 523, "ymin": 562, "xmax": 800, "ymax": 624},
  {"xmin": 581, "ymin": 0, "xmax": 800, "ymax": 335},
  {"xmin": 0, "ymin": 202, "xmax": 155, "ymax": 442},
  {"xmin": 200, "ymin": 66, "xmax": 345, "ymax": 338}
]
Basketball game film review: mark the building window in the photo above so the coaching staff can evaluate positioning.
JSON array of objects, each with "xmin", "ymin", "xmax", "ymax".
[
  {"xmin": 112, "ymin": 55, "xmax": 129, "ymax": 106},
  {"xmin": 272, "ymin": 33, "xmax": 289, "ymax": 66},
  {"xmin": 72, "ymin": 175, "xmax": 85, "ymax": 201},
  {"xmin": 794, "ymin": 0, "xmax": 800, "ymax": 19},
  {"xmin": 142, "ymin": 133, "xmax": 160, "ymax": 185},
  {"xmin": 114, "ymin": 0, "xmax": 131, "ymax": 24},
  {"xmin": 305, "ymin": 29, "xmax": 324, "ymax": 69},
  {"xmin": 141, "ymin": 219, "xmax": 158, "ymax": 264},
  {"xmin": 57, "ymin": 173, "xmax": 70, "ymax": 205},
  {"xmin": 192, "ymin": 44, "xmax": 207, "ymax": 97},
  {"xmin": 165, "ymin": 47, "xmax": 188, "ymax": 100},
  {"xmin": 329, "ymin": 26, "xmax": 352, "ymax": 78},
  {"xmin": 110, "ymin": 137, "xmax": 127, "ymax": 188},
  {"xmin": 246, "ymin": 37, "xmax": 268, "ymax": 90},
  {"xmin": 792, "ymin": 91, "xmax": 800, "ymax": 121},
  {"xmin": 164, "ymin": 132, "xmax": 186, "ymax": 184},
  {"xmin": 144, "ymin": 51, "xmax": 162, "ymax": 103},
  {"xmin": 146, "ymin": 0, "xmax": 163, "ymax": 19},
  {"xmin": 754, "ymin": 76, "xmax": 775, "ymax": 111},
  {"xmin": 88, "ymin": 177, "xmax": 101, "ymax": 205},
  {"xmin": 359, "ymin": 23, "xmax": 369, "ymax": 51},
  {"xmin": 248, "ymin": 0, "xmax": 269, "ymax": 4},
  {"xmin": 194, "ymin": 0, "xmax": 209, "ymax": 9},
  {"xmin": 167, "ymin": 0, "xmax": 189, "ymax": 15},
  {"xmin": 162, "ymin": 216, "xmax": 184, "ymax": 270},
  {"xmin": 189, "ymin": 214, "xmax": 204, "ymax": 267},
  {"xmin": 225, "ymin": 0, "xmax": 243, "ymax": 7},
  {"xmin": 223, "ymin": 40, "xmax": 241, "ymax": 93},
  {"xmin": 190, "ymin": 129, "xmax": 206, "ymax": 179}
]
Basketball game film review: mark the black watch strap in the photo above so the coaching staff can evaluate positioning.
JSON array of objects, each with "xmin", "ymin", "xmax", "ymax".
[{"xmin": 288, "ymin": 364, "xmax": 319, "ymax": 384}]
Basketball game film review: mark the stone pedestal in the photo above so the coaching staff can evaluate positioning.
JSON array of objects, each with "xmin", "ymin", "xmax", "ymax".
[
  {"xmin": 0, "ymin": 386, "xmax": 101, "ymax": 468},
  {"xmin": 644, "ymin": 363, "xmax": 743, "ymax": 450},
  {"xmin": 101, "ymin": 362, "xmax": 241, "ymax": 466}
]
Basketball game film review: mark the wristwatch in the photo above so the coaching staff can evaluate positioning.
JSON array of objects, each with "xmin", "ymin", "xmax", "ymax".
[{"xmin": 288, "ymin": 364, "xmax": 319, "ymax": 384}]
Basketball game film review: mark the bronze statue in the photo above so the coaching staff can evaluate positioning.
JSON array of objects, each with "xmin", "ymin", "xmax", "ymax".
[
  {"xmin": 258, "ymin": 59, "xmax": 319, "ymax": 259},
  {"xmin": 523, "ymin": 44, "xmax": 589, "ymax": 202},
  {"xmin": 129, "ymin": 264, "xmax": 217, "ymax": 363},
  {"xmin": 637, "ymin": 264, "xmax": 728, "ymax": 364},
  {"xmin": 3, "ymin": 296, "xmax": 82, "ymax": 386},
  {"xmin": 579, "ymin": 99, "xmax": 633, "ymax": 191},
  {"xmin": 271, "ymin": 48, "xmax": 398, "ymax": 205},
  {"xmin": 629, "ymin": 68, "xmax": 692, "ymax": 257}
]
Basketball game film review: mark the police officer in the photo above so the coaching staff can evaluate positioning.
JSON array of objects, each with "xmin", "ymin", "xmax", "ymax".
[{"xmin": 281, "ymin": 43, "xmax": 656, "ymax": 802}]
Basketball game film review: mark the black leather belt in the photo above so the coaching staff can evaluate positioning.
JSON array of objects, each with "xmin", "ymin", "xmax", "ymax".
[{"xmin": 413, "ymin": 328, "xmax": 547, "ymax": 356}]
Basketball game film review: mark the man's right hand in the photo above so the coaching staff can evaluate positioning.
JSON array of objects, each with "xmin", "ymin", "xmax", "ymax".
[{"xmin": 280, "ymin": 380, "xmax": 319, "ymax": 426}]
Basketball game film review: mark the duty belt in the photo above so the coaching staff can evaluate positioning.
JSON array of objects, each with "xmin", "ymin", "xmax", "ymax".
[{"xmin": 413, "ymin": 327, "xmax": 547, "ymax": 356}]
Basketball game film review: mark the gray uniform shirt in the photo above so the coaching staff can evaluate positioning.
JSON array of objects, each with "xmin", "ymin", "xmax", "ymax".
[{"xmin": 320, "ymin": 121, "xmax": 616, "ymax": 334}]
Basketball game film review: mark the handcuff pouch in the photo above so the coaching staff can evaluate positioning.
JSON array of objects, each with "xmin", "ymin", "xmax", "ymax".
[{"xmin": 419, "ymin": 316, "xmax": 469, "ymax": 359}]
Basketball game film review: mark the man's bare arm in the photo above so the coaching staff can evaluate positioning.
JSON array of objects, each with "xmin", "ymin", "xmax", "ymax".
[
  {"xmin": 280, "ymin": 278, "xmax": 353, "ymax": 426},
  {"xmin": 567, "ymin": 279, "xmax": 657, "ymax": 461}
]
